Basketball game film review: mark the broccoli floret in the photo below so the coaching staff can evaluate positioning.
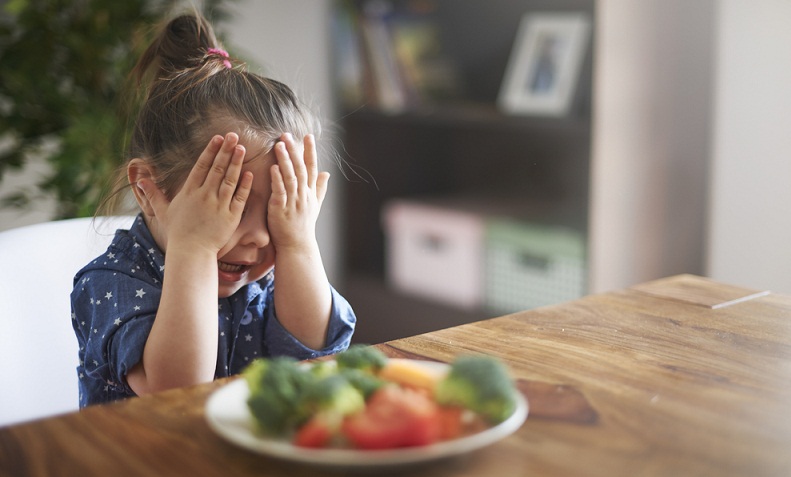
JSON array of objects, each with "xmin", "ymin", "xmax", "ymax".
[
  {"xmin": 434, "ymin": 355, "xmax": 517, "ymax": 424},
  {"xmin": 298, "ymin": 373, "xmax": 365, "ymax": 420},
  {"xmin": 242, "ymin": 358, "xmax": 269, "ymax": 390},
  {"xmin": 244, "ymin": 357, "xmax": 314, "ymax": 435},
  {"xmin": 338, "ymin": 367, "xmax": 386, "ymax": 399},
  {"xmin": 308, "ymin": 360, "xmax": 337, "ymax": 379},
  {"xmin": 334, "ymin": 344, "xmax": 388, "ymax": 374}
]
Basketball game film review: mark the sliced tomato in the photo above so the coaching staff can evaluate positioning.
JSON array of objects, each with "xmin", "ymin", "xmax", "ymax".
[
  {"xmin": 341, "ymin": 385, "xmax": 441, "ymax": 449},
  {"xmin": 293, "ymin": 415, "xmax": 334, "ymax": 448},
  {"xmin": 437, "ymin": 406, "xmax": 464, "ymax": 440}
]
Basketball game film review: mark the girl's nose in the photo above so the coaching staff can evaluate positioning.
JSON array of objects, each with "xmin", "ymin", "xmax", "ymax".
[{"xmin": 238, "ymin": 215, "xmax": 270, "ymax": 249}]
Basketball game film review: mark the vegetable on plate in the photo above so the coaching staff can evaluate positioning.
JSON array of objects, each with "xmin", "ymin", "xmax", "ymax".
[{"xmin": 241, "ymin": 344, "xmax": 519, "ymax": 450}]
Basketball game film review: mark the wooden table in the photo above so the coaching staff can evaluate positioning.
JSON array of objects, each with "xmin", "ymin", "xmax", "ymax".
[{"xmin": 1, "ymin": 274, "xmax": 790, "ymax": 476}]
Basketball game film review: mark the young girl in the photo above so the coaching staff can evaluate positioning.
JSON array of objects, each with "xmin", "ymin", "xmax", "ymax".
[{"xmin": 71, "ymin": 13, "xmax": 355, "ymax": 407}]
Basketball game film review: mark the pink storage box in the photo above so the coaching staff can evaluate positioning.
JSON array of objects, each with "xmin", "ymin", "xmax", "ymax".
[{"xmin": 382, "ymin": 200, "xmax": 484, "ymax": 309}]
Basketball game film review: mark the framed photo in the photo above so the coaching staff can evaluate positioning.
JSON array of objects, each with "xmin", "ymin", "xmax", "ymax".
[{"xmin": 498, "ymin": 13, "xmax": 591, "ymax": 116}]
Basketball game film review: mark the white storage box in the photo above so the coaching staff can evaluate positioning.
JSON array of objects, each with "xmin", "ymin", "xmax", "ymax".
[
  {"xmin": 485, "ymin": 219, "xmax": 586, "ymax": 313},
  {"xmin": 383, "ymin": 200, "xmax": 484, "ymax": 309}
]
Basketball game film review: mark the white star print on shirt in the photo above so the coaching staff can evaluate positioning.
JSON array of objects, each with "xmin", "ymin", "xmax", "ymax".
[{"xmin": 135, "ymin": 288, "xmax": 146, "ymax": 298}]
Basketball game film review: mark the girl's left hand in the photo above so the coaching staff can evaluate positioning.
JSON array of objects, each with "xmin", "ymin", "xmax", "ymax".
[{"xmin": 267, "ymin": 133, "xmax": 329, "ymax": 253}]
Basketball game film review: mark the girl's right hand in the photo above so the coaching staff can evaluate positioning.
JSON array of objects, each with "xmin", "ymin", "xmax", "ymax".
[{"xmin": 136, "ymin": 132, "xmax": 253, "ymax": 255}]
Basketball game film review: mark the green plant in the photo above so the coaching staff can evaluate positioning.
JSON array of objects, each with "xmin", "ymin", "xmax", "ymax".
[{"xmin": 0, "ymin": 0, "xmax": 234, "ymax": 218}]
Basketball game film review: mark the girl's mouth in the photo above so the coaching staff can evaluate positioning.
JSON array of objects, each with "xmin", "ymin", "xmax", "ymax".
[{"xmin": 217, "ymin": 260, "xmax": 253, "ymax": 282}]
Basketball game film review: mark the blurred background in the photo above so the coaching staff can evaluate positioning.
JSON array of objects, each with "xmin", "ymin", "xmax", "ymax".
[{"xmin": 1, "ymin": 0, "xmax": 789, "ymax": 344}]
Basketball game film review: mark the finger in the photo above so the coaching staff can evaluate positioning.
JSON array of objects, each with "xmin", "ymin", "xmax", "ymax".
[
  {"xmin": 184, "ymin": 135, "xmax": 224, "ymax": 189},
  {"xmin": 204, "ymin": 132, "xmax": 239, "ymax": 189},
  {"xmin": 218, "ymin": 144, "xmax": 246, "ymax": 203},
  {"xmin": 230, "ymin": 171, "xmax": 254, "ymax": 215},
  {"xmin": 286, "ymin": 133, "xmax": 308, "ymax": 187},
  {"xmin": 274, "ymin": 137, "xmax": 298, "ymax": 196},
  {"xmin": 316, "ymin": 171, "xmax": 330, "ymax": 208},
  {"xmin": 303, "ymin": 134, "xmax": 318, "ymax": 190},
  {"xmin": 269, "ymin": 164, "xmax": 287, "ymax": 209}
]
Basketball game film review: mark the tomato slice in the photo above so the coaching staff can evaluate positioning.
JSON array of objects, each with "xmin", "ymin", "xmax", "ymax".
[
  {"xmin": 437, "ymin": 406, "xmax": 464, "ymax": 440},
  {"xmin": 341, "ymin": 385, "xmax": 441, "ymax": 449},
  {"xmin": 293, "ymin": 415, "xmax": 334, "ymax": 448}
]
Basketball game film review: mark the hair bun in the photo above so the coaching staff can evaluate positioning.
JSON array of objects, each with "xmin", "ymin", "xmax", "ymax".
[
  {"xmin": 132, "ymin": 13, "xmax": 221, "ymax": 84},
  {"xmin": 163, "ymin": 15, "xmax": 218, "ymax": 71}
]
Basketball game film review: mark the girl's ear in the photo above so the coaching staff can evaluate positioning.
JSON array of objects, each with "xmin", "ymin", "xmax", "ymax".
[{"xmin": 127, "ymin": 158, "xmax": 157, "ymax": 217}]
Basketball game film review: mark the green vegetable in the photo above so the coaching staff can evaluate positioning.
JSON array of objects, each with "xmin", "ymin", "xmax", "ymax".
[
  {"xmin": 308, "ymin": 360, "xmax": 337, "ymax": 379},
  {"xmin": 334, "ymin": 344, "xmax": 388, "ymax": 373},
  {"xmin": 242, "ymin": 358, "xmax": 269, "ymax": 391},
  {"xmin": 339, "ymin": 368, "xmax": 386, "ymax": 399},
  {"xmin": 434, "ymin": 355, "xmax": 517, "ymax": 424},
  {"xmin": 244, "ymin": 357, "xmax": 313, "ymax": 435},
  {"xmin": 299, "ymin": 374, "xmax": 365, "ymax": 419},
  {"xmin": 242, "ymin": 355, "xmax": 375, "ymax": 437}
]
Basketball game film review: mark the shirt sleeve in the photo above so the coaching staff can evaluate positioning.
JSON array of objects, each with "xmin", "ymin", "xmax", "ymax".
[
  {"xmin": 263, "ymin": 285, "xmax": 356, "ymax": 359},
  {"xmin": 72, "ymin": 268, "xmax": 159, "ymax": 395}
]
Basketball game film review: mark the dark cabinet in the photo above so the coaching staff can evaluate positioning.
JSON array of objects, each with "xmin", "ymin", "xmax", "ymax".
[{"xmin": 331, "ymin": 0, "xmax": 595, "ymax": 344}]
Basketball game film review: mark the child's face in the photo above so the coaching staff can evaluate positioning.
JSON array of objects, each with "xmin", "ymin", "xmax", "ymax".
[{"xmin": 215, "ymin": 141, "xmax": 277, "ymax": 298}]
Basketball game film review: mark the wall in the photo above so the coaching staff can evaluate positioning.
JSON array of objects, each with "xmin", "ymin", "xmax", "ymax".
[
  {"xmin": 589, "ymin": 0, "xmax": 715, "ymax": 292},
  {"xmin": 707, "ymin": 0, "xmax": 791, "ymax": 293}
]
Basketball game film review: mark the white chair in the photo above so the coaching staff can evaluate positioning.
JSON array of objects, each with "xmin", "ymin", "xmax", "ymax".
[{"xmin": 0, "ymin": 215, "xmax": 136, "ymax": 426}]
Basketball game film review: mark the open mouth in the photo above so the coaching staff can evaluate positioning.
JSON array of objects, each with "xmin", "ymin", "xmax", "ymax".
[
  {"xmin": 217, "ymin": 261, "xmax": 255, "ymax": 283},
  {"xmin": 218, "ymin": 261, "xmax": 250, "ymax": 273}
]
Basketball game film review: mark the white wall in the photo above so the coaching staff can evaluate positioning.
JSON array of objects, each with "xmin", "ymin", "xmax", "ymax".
[
  {"xmin": 589, "ymin": 0, "xmax": 715, "ymax": 292},
  {"xmin": 707, "ymin": 0, "xmax": 791, "ymax": 293}
]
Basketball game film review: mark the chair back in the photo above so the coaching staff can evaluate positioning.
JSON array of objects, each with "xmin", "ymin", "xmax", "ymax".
[{"xmin": 0, "ymin": 216, "xmax": 136, "ymax": 426}]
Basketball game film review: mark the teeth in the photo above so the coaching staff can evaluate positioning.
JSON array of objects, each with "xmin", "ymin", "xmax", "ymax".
[{"xmin": 218, "ymin": 261, "xmax": 245, "ymax": 273}]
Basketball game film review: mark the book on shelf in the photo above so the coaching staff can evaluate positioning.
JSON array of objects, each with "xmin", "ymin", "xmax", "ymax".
[{"xmin": 331, "ymin": 0, "xmax": 464, "ymax": 113}]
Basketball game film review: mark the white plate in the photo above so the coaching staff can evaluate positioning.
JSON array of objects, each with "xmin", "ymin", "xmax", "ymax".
[{"xmin": 204, "ymin": 359, "xmax": 528, "ymax": 469}]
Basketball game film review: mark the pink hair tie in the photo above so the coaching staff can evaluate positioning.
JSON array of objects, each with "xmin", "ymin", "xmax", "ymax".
[{"xmin": 207, "ymin": 47, "xmax": 232, "ymax": 69}]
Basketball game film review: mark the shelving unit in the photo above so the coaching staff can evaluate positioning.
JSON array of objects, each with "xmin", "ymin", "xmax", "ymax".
[{"xmin": 331, "ymin": 0, "xmax": 595, "ymax": 345}]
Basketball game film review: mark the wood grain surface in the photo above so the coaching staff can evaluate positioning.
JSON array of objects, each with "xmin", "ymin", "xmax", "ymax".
[{"xmin": 1, "ymin": 275, "xmax": 790, "ymax": 477}]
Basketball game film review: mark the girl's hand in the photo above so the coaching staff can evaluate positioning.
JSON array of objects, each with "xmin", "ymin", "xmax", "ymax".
[
  {"xmin": 268, "ymin": 133, "xmax": 333, "ymax": 350},
  {"xmin": 128, "ymin": 133, "xmax": 252, "ymax": 395},
  {"xmin": 267, "ymin": 133, "xmax": 329, "ymax": 253},
  {"xmin": 137, "ymin": 132, "xmax": 253, "ymax": 255}
]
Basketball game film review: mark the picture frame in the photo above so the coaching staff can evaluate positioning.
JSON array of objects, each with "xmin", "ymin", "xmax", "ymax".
[{"xmin": 498, "ymin": 13, "xmax": 591, "ymax": 117}]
